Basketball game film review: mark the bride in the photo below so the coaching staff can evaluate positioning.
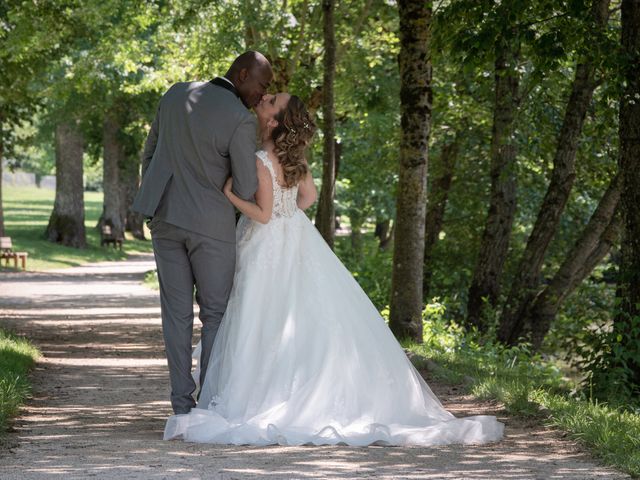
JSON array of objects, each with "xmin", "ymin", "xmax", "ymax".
[{"xmin": 164, "ymin": 93, "xmax": 504, "ymax": 446}]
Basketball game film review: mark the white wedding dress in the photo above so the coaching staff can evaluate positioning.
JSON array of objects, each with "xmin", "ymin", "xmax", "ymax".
[{"xmin": 163, "ymin": 150, "xmax": 504, "ymax": 446}]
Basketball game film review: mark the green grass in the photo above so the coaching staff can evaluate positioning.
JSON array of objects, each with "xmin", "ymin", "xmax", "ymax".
[
  {"xmin": 0, "ymin": 329, "xmax": 40, "ymax": 436},
  {"xmin": 405, "ymin": 307, "xmax": 640, "ymax": 478},
  {"xmin": 143, "ymin": 269, "xmax": 159, "ymax": 289},
  {"xmin": 2, "ymin": 185, "xmax": 153, "ymax": 270}
]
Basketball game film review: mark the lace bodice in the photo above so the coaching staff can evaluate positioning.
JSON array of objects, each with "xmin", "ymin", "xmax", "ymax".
[{"xmin": 256, "ymin": 150, "xmax": 299, "ymax": 219}]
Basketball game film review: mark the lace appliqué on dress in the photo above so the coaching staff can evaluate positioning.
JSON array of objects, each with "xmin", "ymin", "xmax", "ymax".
[{"xmin": 256, "ymin": 150, "xmax": 299, "ymax": 220}]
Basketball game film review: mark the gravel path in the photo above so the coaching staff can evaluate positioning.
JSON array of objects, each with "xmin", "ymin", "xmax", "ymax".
[{"xmin": 0, "ymin": 254, "xmax": 629, "ymax": 479}]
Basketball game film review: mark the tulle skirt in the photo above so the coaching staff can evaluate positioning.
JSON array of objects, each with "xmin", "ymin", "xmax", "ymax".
[{"xmin": 164, "ymin": 211, "xmax": 504, "ymax": 446}]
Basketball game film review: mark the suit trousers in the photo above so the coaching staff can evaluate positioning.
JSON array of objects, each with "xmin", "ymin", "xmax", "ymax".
[{"xmin": 149, "ymin": 219, "xmax": 235, "ymax": 414}]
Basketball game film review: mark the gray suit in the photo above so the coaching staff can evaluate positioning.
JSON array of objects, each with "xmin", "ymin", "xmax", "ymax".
[{"xmin": 133, "ymin": 79, "xmax": 258, "ymax": 414}]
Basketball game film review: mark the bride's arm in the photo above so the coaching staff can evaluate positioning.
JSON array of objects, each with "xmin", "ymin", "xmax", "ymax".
[
  {"xmin": 297, "ymin": 162, "xmax": 317, "ymax": 210},
  {"xmin": 224, "ymin": 158, "xmax": 273, "ymax": 224}
]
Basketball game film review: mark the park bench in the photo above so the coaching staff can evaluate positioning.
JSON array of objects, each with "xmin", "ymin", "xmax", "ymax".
[
  {"xmin": 0, "ymin": 237, "xmax": 28, "ymax": 270},
  {"xmin": 100, "ymin": 225, "xmax": 123, "ymax": 250}
]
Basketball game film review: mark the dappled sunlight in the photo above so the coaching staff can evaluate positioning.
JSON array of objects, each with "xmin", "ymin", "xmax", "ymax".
[
  {"xmin": 0, "ymin": 254, "xmax": 628, "ymax": 479},
  {"xmin": 8, "ymin": 438, "xmax": 622, "ymax": 479},
  {"xmin": 3, "ymin": 310, "xmax": 162, "ymax": 322}
]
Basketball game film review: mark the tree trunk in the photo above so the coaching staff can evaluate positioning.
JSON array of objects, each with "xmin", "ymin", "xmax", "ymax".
[
  {"xmin": 375, "ymin": 218, "xmax": 393, "ymax": 250},
  {"xmin": 121, "ymin": 153, "xmax": 145, "ymax": 240},
  {"xmin": 0, "ymin": 115, "xmax": 5, "ymax": 238},
  {"xmin": 466, "ymin": 34, "xmax": 520, "ymax": 331},
  {"xmin": 498, "ymin": 0, "xmax": 611, "ymax": 345},
  {"xmin": 389, "ymin": 0, "xmax": 432, "ymax": 342},
  {"xmin": 423, "ymin": 134, "xmax": 460, "ymax": 302},
  {"xmin": 46, "ymin": 121, "xmax": 86, "ymax": 248},
  {"xmin": 315, "ymin": 0, "xmax": 337, "ymax": 249},
  {"xmin": 349, "ymin": 210, "xmax": 364, "ymax": 259},
  {"xmin": 528, "ymin": 174, "xmax": 621, "ymax": 349},
  {"xmin": 100, "ymin": 112, "xmax": 125, "ymax": 241},
  {"xmin": 615, "ymin": 0, "xmax": 640, "ymax": 390}
]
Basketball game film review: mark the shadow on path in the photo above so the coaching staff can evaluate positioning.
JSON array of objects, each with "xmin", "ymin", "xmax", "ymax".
[{"xmin": 0, "ymin": 254, "xmax": 629, "ymax": 479}]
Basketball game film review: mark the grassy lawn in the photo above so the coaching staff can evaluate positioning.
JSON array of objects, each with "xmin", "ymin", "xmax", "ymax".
[
  {"xmin": 2, "ymin": 185, "xmax": 153, "ymax": 271},
  {"xmin": 405, "ymin": 310, "xmax": 640, "ymax": 478},
  {"xmin": 0, "ymin": 329, "xmax": 40, "ymax": 437}
]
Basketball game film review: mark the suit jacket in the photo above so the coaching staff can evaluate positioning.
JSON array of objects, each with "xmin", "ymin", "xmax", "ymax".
[{"xmin": 132, "ymin": 80, "xmax": 258, "ymax": 242}]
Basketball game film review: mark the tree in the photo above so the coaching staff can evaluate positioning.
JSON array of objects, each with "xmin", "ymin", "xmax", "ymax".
[
  {"xmin": 614, "ymin": 0, "xmax": 640, "ymax": 394},
  {"xmin": 0, "ymin": 115, "xmax": 4, "ymax": 237},
  {"xmin": 0, "ymin": 1, "xmax": 73, "ymax": 238},
  {"xmin": 46, "ymin": 121, "xmax": 86, "ymax": 248},
  {"xmin": 529, "ymin": 174, "xmax": 621, "ymax": 349},
  {"xmin": 389, "ymin": 0, "xmax": 432, "ymax": 342},
  {"xmin": 315, "ymin": 0, "xmax": 337, "ymax": 248},
  {"xmin": 498, "ymin": 0, "xmax": 612, "ymax": 345},
  {"xmin": 423, "ymin": 133, "xmax": 461, "ymax": 302},
  {"xmin": 100, "ymin": 108, "xmax": 126, "ymax": 240},
  {"xmin": 77, "ymin": 1, "xmax": 168, "ymax": 243},
  {"xmin": 122, "ymin": 151, "xmax": 145, "ymax": 239},
  {"xmin": 465, "ymin": 1, "xmax": 522, "ymax": 331}
]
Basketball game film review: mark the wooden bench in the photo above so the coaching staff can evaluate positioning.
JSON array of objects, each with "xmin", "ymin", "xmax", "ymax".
[
  {"xmin": 0, "ymin": 237, "xmax": 28, "ymax": 270},
  {"xmin": 100, "ymin": 225, "xmax": 123, "ymax": 250}
]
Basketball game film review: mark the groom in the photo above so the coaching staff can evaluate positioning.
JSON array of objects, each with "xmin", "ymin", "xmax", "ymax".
[{"xmin": 133, "ymin": 51, "xmax": 273, "ymax": 414}]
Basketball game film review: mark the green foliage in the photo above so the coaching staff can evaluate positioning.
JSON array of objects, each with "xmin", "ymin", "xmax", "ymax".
[
  {"xmin": 577, "ymin": 312, "xmax": 640, "ymax": 407},
  {"xmin": 0, "ymin": 329, "xmax": 39, "ymax": 436},
  {"xmin": 545, "ymin": 269, "xmax": 616, "ymax": 355},
  {"xmin": 334, "ymin": 234, "xmax": 393, "ymax": 311},
  {"xmin": 4, "ymin": 118, "xmax": 55, "ymax": 179},
  {"xmin": 406, "ymin": 305, "xmax": 640, "ymax": 477},
  {"xmin": 143, "ymin": 269, "xmax": 159, "ymax": 290},
  {"xmin": 415, "ymin": 306, "xmax": 569, "ymax": 395},
  {"xmin": 543, "ymin": 394, "xmax": 640, "ymax": 477},
  {"xmin": 1, "ymin": 1, "xmax": 75, "ymax": 145}
]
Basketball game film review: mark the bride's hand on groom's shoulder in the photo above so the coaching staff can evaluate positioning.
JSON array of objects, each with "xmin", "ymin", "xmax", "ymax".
[{"xmin": 223, "ymin": 177, "xmax": 233, "ymax": 197}]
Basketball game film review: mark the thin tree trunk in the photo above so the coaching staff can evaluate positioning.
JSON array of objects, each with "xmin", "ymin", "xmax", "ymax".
[
  {"xmin": 528, "ymin": 174, "xmax": 621, "ymax": 349},
  {"xmin": 498, "ymin": 0, "xmax": 611, "ymax": 345},
  {"xmin": 315, "ymin": 0, "xmax": 337, "ymax": 248},
  {"xmin": 466, "ymin": 34, "xmax": 520, "ymax": 331},
  {"xmin": 615, "ymin": 0, "xmax": 640, "ymax": 390},
  {"xmin": 349, "ymin": 210, "xmax": 364, "ymax": 259},
  {"xmin": 375, "ymin": 218, "xmax": 393, "ymax": 250},
  {"xmin": 0, "ymin": 114, "xmax": 5, "ymax": 238},
  {"xmin": 423, "ymin": 134, "xmax": 460, "ymax": 302},
  {"xmin": 100, "ymin": 112, "xmax": 125, "ymax": 241},
  {"xmin": 46, "ymin": 121, "xmax": 86, "ymax": 248},
  {"xmin": 120, "ymin": 153, "xmax": 145, "ymax": 240},
  {"xmin": 389, "ymin": 0, "xmax": 432, "ymax": 342}
]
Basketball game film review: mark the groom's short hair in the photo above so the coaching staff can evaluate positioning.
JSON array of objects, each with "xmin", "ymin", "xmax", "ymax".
[{"xmin": 227, "ymin": 51, "xmax": 270, "ymax": 75}]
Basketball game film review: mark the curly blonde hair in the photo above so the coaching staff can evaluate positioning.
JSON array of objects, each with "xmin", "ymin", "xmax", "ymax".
[{"xmin": 270, "ymin": 95, "xmax": 316, "ymax": 188}]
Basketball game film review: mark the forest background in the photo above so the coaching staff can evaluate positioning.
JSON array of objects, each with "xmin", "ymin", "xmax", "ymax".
[{"xmin": 1, "ymin": 0, "xmax": 640, "ymax": 475}]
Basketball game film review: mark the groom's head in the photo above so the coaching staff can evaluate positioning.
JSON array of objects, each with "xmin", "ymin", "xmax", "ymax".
[{"xmin": 226, "ymin": 51, "xmax": 273, "ymax": 109}]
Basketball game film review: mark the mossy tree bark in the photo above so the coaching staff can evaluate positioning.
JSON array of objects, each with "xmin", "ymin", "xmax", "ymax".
[
  {"xmin": 614, "ymin": 0, "xmax": 640, "ymax": 392},
  {"xmin": 389, "ymin": 0, "xmax": 432, "ymax": 342},
  {"xmin": 315, "ymin": 0, "xmax": 337, "ymax": 249},
  {"xmin": 46, "ymin": 121, "xmax": 86, "ymax": 248},
  {"xmin": 466, "ymin": 28, "xmax": 520, "ymax": 332}
]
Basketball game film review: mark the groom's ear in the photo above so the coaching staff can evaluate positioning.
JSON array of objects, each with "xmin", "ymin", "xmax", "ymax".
[{"xmin": 238, "ymin": 68, "xmax": 249, "ymax": 83}]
